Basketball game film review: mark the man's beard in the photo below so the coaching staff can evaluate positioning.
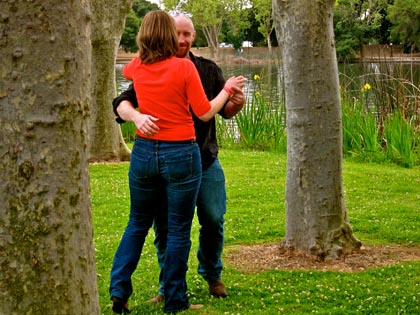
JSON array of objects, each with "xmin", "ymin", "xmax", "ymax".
[{"xmin": 176, "ymin": 46, "xmax": 189, "ymax": 58}]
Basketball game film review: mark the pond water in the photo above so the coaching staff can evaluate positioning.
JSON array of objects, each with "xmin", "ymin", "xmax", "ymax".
[{"xmin": 115, "ymin": 61, "xmax": 420, "ymax": 106}]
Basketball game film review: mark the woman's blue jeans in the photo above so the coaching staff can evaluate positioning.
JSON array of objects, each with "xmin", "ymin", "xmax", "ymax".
[
  {"xmin": 109, "ymin": 138, "xmax": 201, "ymax": 314},
  {"xmin": 154, "ymin": 158, "xmax": 226, "ymax": 294}
]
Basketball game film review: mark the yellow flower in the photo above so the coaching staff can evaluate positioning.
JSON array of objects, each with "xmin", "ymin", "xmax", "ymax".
[
  {"xmin": 253, "ymin": 74, "xmax": 261, "ymax": 81},
  {"xmin": 361, "ymin": 83, "xmax": 371, "ymax": 92},
  {"xmin": 254, "ymin": 91, "xmax": 261, "ymax": 97}
]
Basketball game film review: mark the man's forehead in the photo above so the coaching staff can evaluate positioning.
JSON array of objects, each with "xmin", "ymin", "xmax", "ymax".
[{"xmin": 175, "ymin": 16, "xmax": 194, "ymax": 27}]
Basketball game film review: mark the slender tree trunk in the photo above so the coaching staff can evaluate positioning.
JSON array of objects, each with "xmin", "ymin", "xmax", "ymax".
[
  {"xmin": 89, "ymin": 0, "xmax": 133, "ymax": 162},
  {"xmin": 267, "ymin": 31, "xmax": 272, "ymax": 54},
  {"xmin": 0, "ymin": 1, "xmax": 100, "ymax": 314},
  {"xmin": 202, "ymin": 26, "xmax": 218, "ymax": 59},
  {"xmin": 272, "ymin": 0, "xmax": 361, "ymax": 259}
]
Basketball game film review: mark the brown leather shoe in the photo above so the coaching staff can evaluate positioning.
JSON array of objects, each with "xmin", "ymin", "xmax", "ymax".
[
  {"xmin": 111, "ymin": 297, "xmax": 130, "ymax": 314},
  {"xmin": 146, "ymin": 294, "xmax": 164, "ymax": 303},
  {"xmin": 206, "ymin": 279, "xmax": 228, "ymax": 298},
  {"xmin": 189, "ymin": 304, "xmax": 204, "ymax": 310}
]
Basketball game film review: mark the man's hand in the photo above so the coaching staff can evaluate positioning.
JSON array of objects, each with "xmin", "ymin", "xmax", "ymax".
[
  {"xmin": 133, "ymin": 114, "xmax": 160, "ymax": 136},
  {"xmin": 117, "ymin": 100, "xmax": 160, "ymax": 136},
  {"xmin": 224, "ymin": 86, "xmax": 246, "ymax": 119}
]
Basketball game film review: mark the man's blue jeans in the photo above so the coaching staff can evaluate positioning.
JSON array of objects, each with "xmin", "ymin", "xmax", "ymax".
[
  {"xmin": 154, "ymin": 158, "xmax": 226, "ymax": 294},
  {"xmin": 109, "ymin": 138, "xmax": 201, "ymax": 314}
]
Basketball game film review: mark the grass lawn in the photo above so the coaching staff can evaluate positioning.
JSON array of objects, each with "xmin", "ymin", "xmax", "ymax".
[{"xmin": 90, "ymin": 148, "xmax": 420, "ymax": 315}]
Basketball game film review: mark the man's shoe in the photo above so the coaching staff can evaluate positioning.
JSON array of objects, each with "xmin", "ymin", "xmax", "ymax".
[
  {"xmin": 206, "ymin": 279, "xmax": 227, "ymax": 298},
  {"xmin": 189, "ymin": 304, "xmax": 204, "ymax": 310},
  {"xmin": 146, "ymin": 294, "xmax": 164, "ymax": 303},
  {"xmin": 111, "ymin": 297, "xmax": 130, "ymax": 314}
]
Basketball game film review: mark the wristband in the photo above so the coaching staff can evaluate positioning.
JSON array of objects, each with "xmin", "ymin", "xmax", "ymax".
[{"xmin": 223, "ymin": 86, "xmax": 233, "ymax": 98}]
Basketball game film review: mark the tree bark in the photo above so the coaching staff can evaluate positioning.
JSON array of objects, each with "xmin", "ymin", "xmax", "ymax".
[
  {"xmin": 0, "ymin": 1, "xmax": 100, "ymax": 314},
  {"xmin": 272, "ymin": 0, "xmax": 361, "ymax": 259},
  {"xmin": 89, "ymin": 0, "xmax": 133, "ymax": 162}
]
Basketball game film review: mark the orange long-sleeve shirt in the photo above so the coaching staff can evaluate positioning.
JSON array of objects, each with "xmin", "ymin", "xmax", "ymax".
[{"xmin": 123, "ymin": 56, "xmax": 211, "ymax": 141}]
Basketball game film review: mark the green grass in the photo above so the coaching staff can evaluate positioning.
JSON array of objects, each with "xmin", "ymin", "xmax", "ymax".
[{"xmin": 91, "ymin": 149, "xmax": 420, "ymax": 315}]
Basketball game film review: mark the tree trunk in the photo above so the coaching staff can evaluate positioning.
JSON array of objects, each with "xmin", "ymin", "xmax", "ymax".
[
  {"xmin": 89, "ymin": 0, "xmax": 133, "ymax": 162},
  {"xmin": 202, "ymin": 26, "xmax": 218, "ymax": 59},
  {"xmin": 0, "ymin": 1, "xmax": 100, "ymax": 314},
  {"xmin": 267, "ymin": 31, "xmax": 272, "ymax": 54},
  {"xmin": 272, "ymin": 0, "xmax": 361, "ymax": 259}
]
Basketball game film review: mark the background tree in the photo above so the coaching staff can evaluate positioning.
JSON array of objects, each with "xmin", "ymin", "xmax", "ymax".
[
  {"xmin": 119, "ymin": 0, "xmax": 278, "ymax": 50},
  {"xmin": 251, "ymin": 0, "xmax": 275, "ymax": 52},
  {"xmin": 89, "ymin": 0, "xmax": 133, "ymax": 162},
  {"xmin": 0, "ymin": 1, "xmax": 100, "ymax": 314},
  {"xmin": 164, "ymin": 0, "xmax": 249, "ymax": 57},
  {"xmin": 221, "ymin": 18, "xmax": 245, "ymax": 49},
  {"xmin": 244, "ymin": 9, "xmax": 277, "ymax": 47},
  {"xmin": 272, "ymin": 0, "xmax": 361, "ymax": 259},
  {"xmin": 333, "ymin": 0, "xmax": 386, "ymax": 62},
  {"xmin": 132, "ymin": 0, "xmax": 160, "ymax": 16},
  {"xmin": 164, "ymin": 0, "xmax": 224, "ymax": 57},
  {"xmin": 223, "ymin": 0, "xmax": 251, "ymax": 48},
  {"xmin": 375, "ymin": 0, "xmax": 394, "ymax": 44},
  {"xmin": 388, "ymin": 0, "xmax": 420, "ymax": 52},
  {"xmin": 191, "ymin": 28, "xmax": 209, "ymax": 47},
  {"xmin": 120, "ymin": 9, "xmax": 142, "ymax": 52},
  {"xmin": 120, "ymin": 0, "xmax": 159, "ymax": 52}
]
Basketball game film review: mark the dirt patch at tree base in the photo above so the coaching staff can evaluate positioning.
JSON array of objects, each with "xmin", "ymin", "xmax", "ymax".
[{"xmin": 225, "ymin": 244, "xmax": 420, "ymax": 273}]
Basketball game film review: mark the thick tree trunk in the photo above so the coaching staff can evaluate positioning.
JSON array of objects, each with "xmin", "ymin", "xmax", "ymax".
[
  {"xmin": 0, "ymin": 1, "xmax": 100, "ymax": 314},
  {"xmin": 89, "ymin": 0, "xmax": 133, "ymax": 162},
  {"xmin": 272, "ymin": 0, "xmax": 361, "ymax": 259}
]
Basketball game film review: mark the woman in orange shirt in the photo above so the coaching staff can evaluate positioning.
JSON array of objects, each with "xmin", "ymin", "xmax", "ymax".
[{"xmin": 109, "ymin": 10, "xmax": 246, "ymax": 314}]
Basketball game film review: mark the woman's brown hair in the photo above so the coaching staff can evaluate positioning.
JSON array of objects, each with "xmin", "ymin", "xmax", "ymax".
[{"xmin": 136, "ymin": 10, "xmax": 179, "ymax": 64}]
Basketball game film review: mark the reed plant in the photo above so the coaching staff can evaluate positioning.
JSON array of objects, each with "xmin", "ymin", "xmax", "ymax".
[
  {"xmin": 268, "ymin": 102, "xmax": 287, "ymax": 152},
  {"xmin": 218, "ymin": 74, "xmax": 287, "ymax": 153},
  {"xmin": 342, "ymin": 98, "xmax": 381, "ymax": 160},
  {"xmin": 216, "ymin": 117, "xmax": 239, "ymax": 147},
  {"xmin": 235, "ymin": 95, "xmax": 287, "ymax": 152},
  {"xmin": 235, "ymin": 91, "xmax": 269, "ymax": 148},
  {"xmin": 120, "ymin": 122, "xmax": 137, "ymax": 143},
  {"xmin": 340, "ymin": 61, "xmax": 420, "ymax": 167},
  {"xmin": 383, "ymin": 110, "xmax": 417, "ymax": 167}
]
